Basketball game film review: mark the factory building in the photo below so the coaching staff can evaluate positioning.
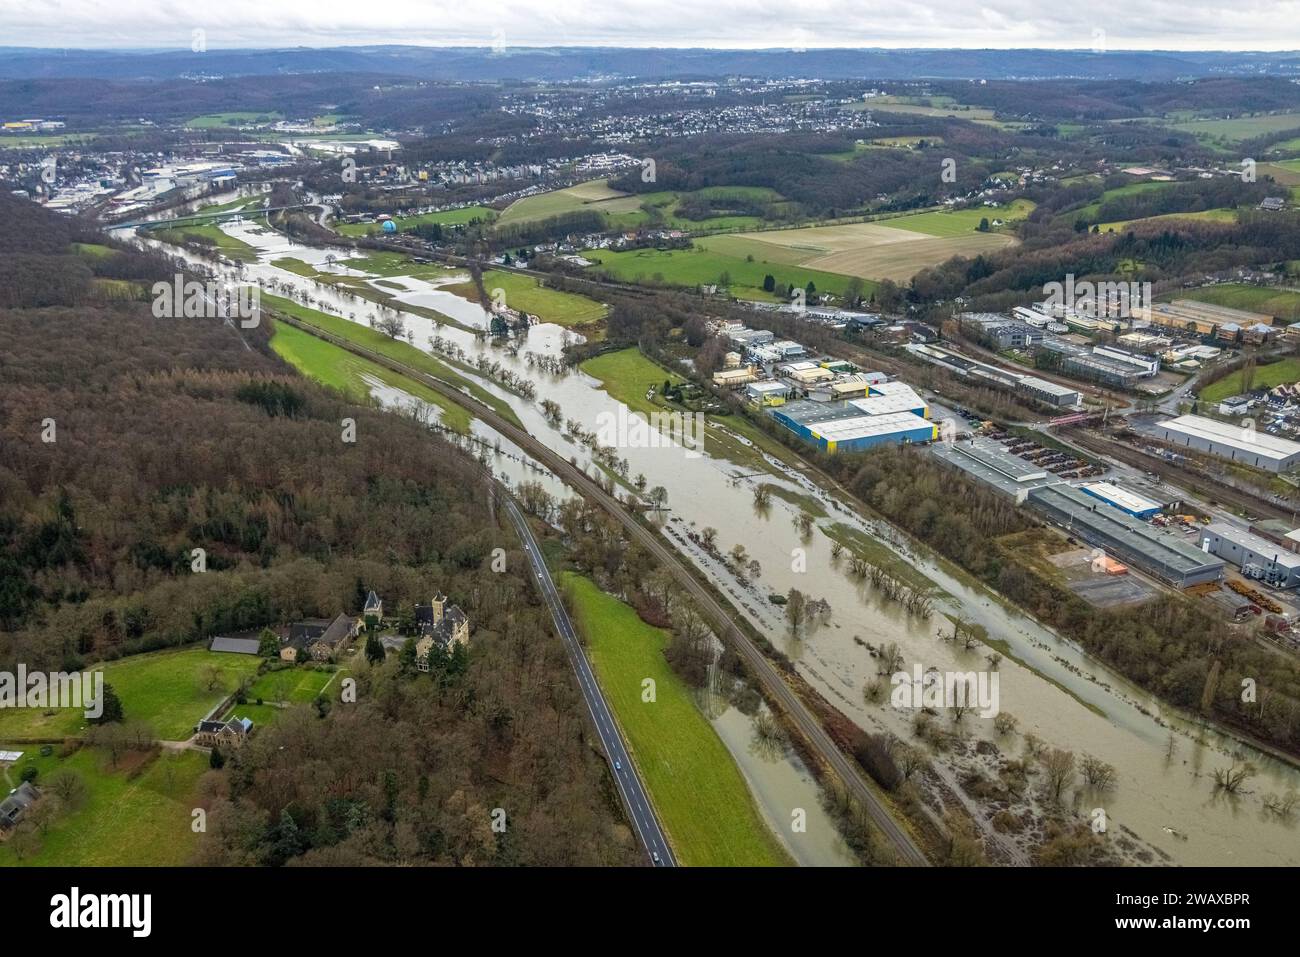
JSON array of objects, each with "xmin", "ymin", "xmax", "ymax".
[
  {"xmin": 1201, "ymin": 523, "xmax": 1300, "ymax": 589},
  {"xmin": 1027, "ymin": 484, "xmax": 1224, "ymax": 588},
  {"xmin": 1079, "ymin": 482, "xmax": 1163, "ymax": 519},
  {"xmin": 1017, "ymin": 375, "xmax": 1081, "ymax": 408},
  {"xmin": 771, "ymin": 399, "xmax": 936, "ymax": 454},
  {"xmin": 847, "ymin": 386, "xmax": 928, "ymax": 418},
  {"xmin": 1153, "ymin": 414, "xmax": 1300, "ymax": 473}
]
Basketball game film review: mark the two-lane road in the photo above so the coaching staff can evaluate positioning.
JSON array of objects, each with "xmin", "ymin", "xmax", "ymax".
[{"xmin": 501, "ymin": 494, "xmax": 677, "ymax": 867}]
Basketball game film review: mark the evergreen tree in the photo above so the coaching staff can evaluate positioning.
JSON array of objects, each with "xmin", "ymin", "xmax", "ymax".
[
  {"xmin": 365, "ymin": 633, "xmax": 386, "ymax": 665},
  {"xmin": 91, "ymin": 682, "xmax": 123, "ymax": 724}
]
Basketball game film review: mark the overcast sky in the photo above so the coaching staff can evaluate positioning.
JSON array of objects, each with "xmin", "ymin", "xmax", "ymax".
[{"xmin": 2, "ymin": 0, "xmax": 1299, "ymax": 51}]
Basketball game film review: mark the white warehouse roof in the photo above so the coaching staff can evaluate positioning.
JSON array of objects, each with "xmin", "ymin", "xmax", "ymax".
[{"xmin": 1159, "ymin": 414, "xmax": 1300, "ymax": 464}]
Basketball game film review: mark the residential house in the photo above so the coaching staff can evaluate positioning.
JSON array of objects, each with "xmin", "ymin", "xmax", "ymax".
[
  {"xmin": 209, "ymin": 632, "xmax": 262, "ymax": 655},
  {"xmin": 193, "ymin": 716, "xmax": 253, "ymax": 749},
  {"xmin": 281, "ymin": 612, "xmax": 358, "ymax": 662},
  {"xmin": 0, "ymin": 782, "xmax": 39, "ymax": 830}
]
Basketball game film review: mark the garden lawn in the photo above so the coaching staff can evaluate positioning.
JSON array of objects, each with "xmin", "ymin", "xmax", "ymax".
[
  {"xmin": 0, "ymin": 646, "xmax": 261, "ymax": 741},
  {"xmin": 0, "ymin": 746, "xmax": 208, "ymax": 866}
]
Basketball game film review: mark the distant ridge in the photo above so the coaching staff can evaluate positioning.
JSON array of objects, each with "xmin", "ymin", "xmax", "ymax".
[{"xmin": 1, "ymin": 45, "xmax": 1299, "ymax": 81}]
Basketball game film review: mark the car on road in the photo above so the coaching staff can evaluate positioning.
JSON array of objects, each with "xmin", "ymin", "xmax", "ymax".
[
  {"xmin": 615, "ymin": 759, "xmax": 621, "ymax": 770},
  {"xmin": 652, "ymin": 852, "xmax": 661, "ymax": 865}
]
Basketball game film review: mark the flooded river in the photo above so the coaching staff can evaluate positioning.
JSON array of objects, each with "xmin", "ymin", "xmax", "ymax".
[{"xmin": 123, "ymin": 206, "xmax": 1300, "ymax": 866}]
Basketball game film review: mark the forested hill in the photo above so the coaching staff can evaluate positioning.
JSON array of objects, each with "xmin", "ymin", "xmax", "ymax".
[{"xmin": 0, "ymin": 195, "xmax": 638, "ymax": 865}]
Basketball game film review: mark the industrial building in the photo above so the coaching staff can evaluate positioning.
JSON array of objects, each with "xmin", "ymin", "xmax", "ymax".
[
  {"xmin": 929, "ymin": 438, "xmax": 1058, "ymax": 499},
  {"xmin": 904, "ymin": 343, "xmax": 1081, "ymax": 408},
  {"xmin": 772, "ymin": 400, "xmax": 936, "ymax": 454},
  {"xmin": 1079, "ymin": 482, "xmax": 1163, "ymax": 519},
  {"xmin": 1027, "ymin": 484, "xmax": 1224, "ymax": 588},
  {"xmin": 1153, "ymin": 414, "xmax": 1300, "ymax": 473},
  {"xmin": 1017, "ymin": 375, "xmax": 1081, "ymax": 407},
  {"xmin": 847, "ymin": 386, "xmax": 928, "ymax": 418},
  {"xmin": 1040, "ymin": 340, "xmax": 1146, "ymax": 388},
  {"xmin": 1200, "ymin": 523, "xmax": 1300, "ymax": 588}
]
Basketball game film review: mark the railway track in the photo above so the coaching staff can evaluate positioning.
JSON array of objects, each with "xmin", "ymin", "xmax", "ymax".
[{"xmin": 269, "ymin": 307, "xmax": 930, "ymax": 866}]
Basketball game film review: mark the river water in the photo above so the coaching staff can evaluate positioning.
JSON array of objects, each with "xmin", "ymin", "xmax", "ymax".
[{"xmin": 121, "ymin": 204, "xmax": 1300, "ymax": 866}]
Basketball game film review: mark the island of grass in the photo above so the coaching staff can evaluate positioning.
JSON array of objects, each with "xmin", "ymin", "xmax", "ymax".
[
  {"xmin": 443, "ymin": 268, "xmax": 607, "ymax": 328},
  {"xmin": 579, "ymin": 346, "xmax": 800, "ymax": 475},
  {"xmin": 558, "ymin": 572, "xmax": 791, "ymax": 867},
  {"xmin": 261, "ymin": 294, "xmax": 520, "ymax": 428},
  {"xmin": 269, "ymin": 319, "xmax": 473, "ymax": 433},
  {"xmin": 152, "ymin": 222, "xmax": 259, "ymax": 262}
]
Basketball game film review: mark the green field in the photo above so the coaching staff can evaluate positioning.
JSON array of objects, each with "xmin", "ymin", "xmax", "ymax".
[
  {"xmin": 0, "ymin": 746, "xmax": 209, "ymax": 866},
  {"xmin": 263, "ymin": 294, "xmax": 517, "ymax": 427},
  {"xmin": 70, "ymin": 242, "xmax": 116, "ymax": 259},
  {"xmin": 498, "ymin": 180, "xmax": 788, "ymax": 233},
  {"xmin": 583, "ymin": 244, "xmax": 862, "ymax": 301},
  {"xmin": 1166, "ymin": 283, "xmax": 1300, "ymax": 322},
  {"xmin": 443, "ymin": 269, "xmax": 607, "ymax": 327},
  {"xmin": 154, "ymin": 222, "xmax": 259, "ymax": 262},
  {"xmin": 498, "ymin": 179, "xmax": 646, "ymax": 228},
  {"xmin": 1160, "ymin": 111, "xmax": 1300, "ymax": 145},
  {"xmin": 1099, "ymin": 207, "xmax": 1239, "ymax": 232},
  {"xmin": 878, "ymin": 199, "xmax": 1035, "ymax": 237},
  {"xmin": 246, "ymin": 666, "xmax": 340, "ymax": 704},
  {"xmin": 0, "ymin": 646, "xmax": 261, "ymax": 741},
  {"xmin": 269, "ymin": 316, "xmax": 473, "ymax": 433},
  {"xmin": 1199, "ymin": 357, "xmax": 1300, "ymax": 404},
  {"xmin": 580, "ymin": 347, "xmax": 795, "ymax": 475},
  {"xmin": 335, "ymin": 206, "xmax": 495, "ymax": 237},
  {"xmin": 558, "ymin": 573, "xmax": 789, "ymax": 867},
  {"xmin": 185, "ymin": 111, "xmax": 284, "ymax": 129}
]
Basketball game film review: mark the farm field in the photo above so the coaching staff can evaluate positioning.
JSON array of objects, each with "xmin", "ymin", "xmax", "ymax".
[
  {"xmin": 709, "ymin": 207, "xmax": 1023, "ymax": 283},
  {"xmin": 879, "ymin": 199, "xmax": 1034, "ymax": 236},
  {"xmin": 558, "ymin": 573, "xmax": 790, "ymax": 867},
  {"xmin": 1199, "ymin": 357, "xmax": 1300, "ymax": 404},
  {"xmin": 498, "ymin": 180, "xmax": 793, "ymax": 233},
  {"xmin": 1159, "ymin": 111, "xmax": 1300, "ymax": 144},
  {"xmin": 584, "ymin": 243, "xmax": 867, "ymax": 300},
  {"xmin": 335, "ymin": 205, "xmax": 494, "ymax": 237},
  {"xmin": 1099, "ymin": 207, "xmax": 1239, "ymax": 232},
  {"xmin": 850, "ymin": 95, "xmax": 1000, "ymax": 125},
  {"xmin": 1261, "ymin": 161, "xmax": 1300, "ymax": 187},
  {"xmin": 184, "ymin": 111, "xmax": 283, "ymax": 129},
  {"xmin": 0, "ymin": 646, "xmax": 261, "ymax": 742},
  {"xmin": 1165, "ymin": 283, "xmax": 1300, "ymax": 323},
  {"xmin": 262, "ymin": 294, "xmax": 516, "ymax": 426},
  {"xmin": 0, "ymin": 746, "xmax": 209, "ymax": 866},
  {"xmin": 497, "ymin": 179, "xmax": 645, "ymax": 227},
  {"xmin": 443, "ymin": 269, "xmax": 607, "ymax": 326}
]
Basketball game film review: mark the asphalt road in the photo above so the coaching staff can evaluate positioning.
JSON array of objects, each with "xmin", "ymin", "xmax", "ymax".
[
  {"xmin": 272, "ymin": 310, "xmax": 929, "ymax": 866},
  {"xmin": 500, "ymin": 493, "xmax": 677, "ymax": 867}
]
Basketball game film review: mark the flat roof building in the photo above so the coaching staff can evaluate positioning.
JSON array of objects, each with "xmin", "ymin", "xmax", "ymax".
[
  {"xmin": 1028, "ymin": 484, "xmax": 1224, "ymax": 587},
  {"xmin": 1201, "ymin": 523, "xmax": 1300, "ymax": 588},
  {"xmin": 1153, "ymin": 414, "xmax": 1300, "ymax": 472},
  {"xmin": 1079, "ymin": 482, "xmax": 1163, "ymax": 519},
  {"xmin": 772, "ymin": 400, "xmax": 936, "ymax": 454}
]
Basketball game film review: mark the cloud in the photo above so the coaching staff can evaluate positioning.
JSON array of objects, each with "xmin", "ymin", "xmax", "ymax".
[{"xmin": 1, "ymin": 0, "xmax": 1298, "ymax": 50}]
